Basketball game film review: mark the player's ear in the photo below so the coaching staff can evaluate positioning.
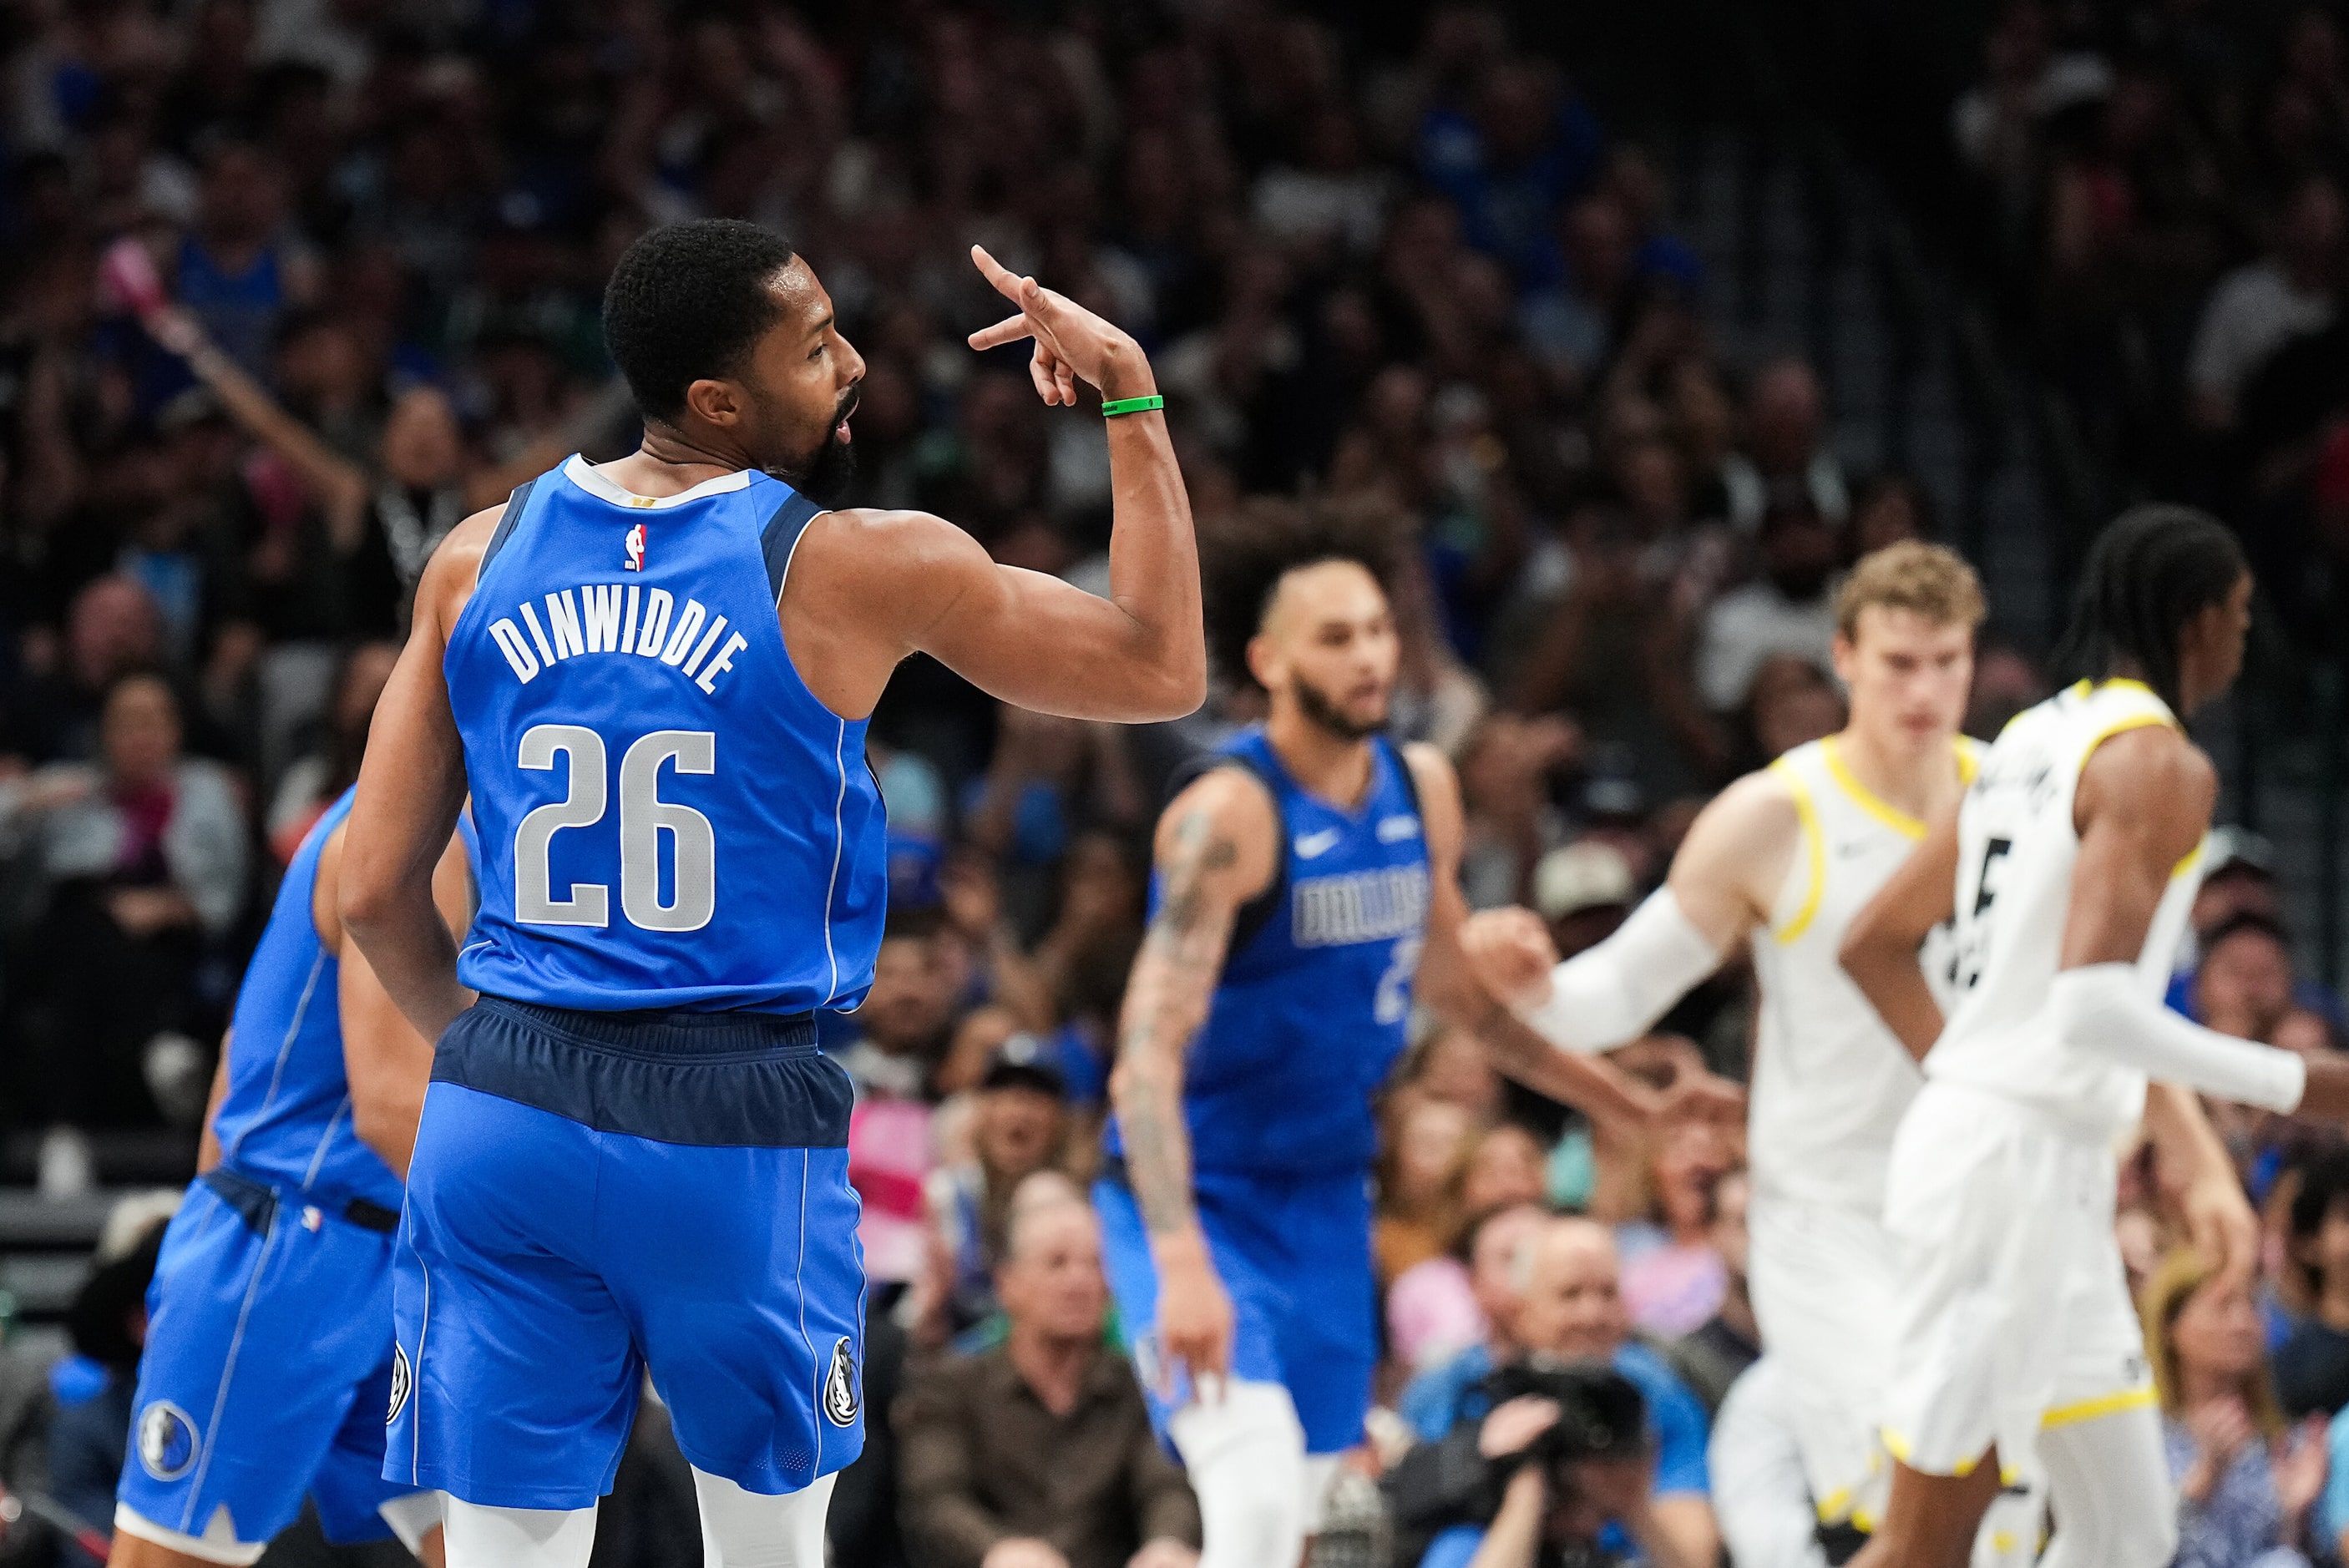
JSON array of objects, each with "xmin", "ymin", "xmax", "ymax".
[
  {"xmin": 682, "ymin": 377, "xmax": 741, "ymax": 429},
  {"xmin": 1829, "ymin": 629, "xmax": 1858, "ymax": 685},
  {"xmin": 1244, "ymin": 632, "xmax": 1278, "ymax": 692}
]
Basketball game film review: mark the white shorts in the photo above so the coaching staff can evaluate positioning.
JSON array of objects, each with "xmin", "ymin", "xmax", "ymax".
[
  {"xmin": 1881, "ymin": 1082, "xmax": 2153, "ymax": 1479},
  {"xmin": 1747, "ymin": 1195, "xmax": 1898, "ymax": 1525}
]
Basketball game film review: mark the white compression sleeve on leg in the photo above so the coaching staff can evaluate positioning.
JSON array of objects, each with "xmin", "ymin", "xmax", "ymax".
[
  {"xmin": 2035, "ymin": 1400, "xmax": 2178, "ymax": 1568},
  {"xmin": 1516, "ymin": 887, "xmax": 1722, "ymax": 1054},
  {"xmin": 441, "ymin": 1500, "xmax": 597, "ymax": 1568},
  {"xmin": 691, "ymin": 1469, "xmax": 835, "ymax": 1568},
  {"xmin": 2052, "ymin": 963, "xmax": 2306, "ymax": 1110},
  {"xmin": 1168, "ymin": 1379, "xmax": 1309, "ymax": 1568},
  {"xmin": 377, "ymin": 1491, "xmax": 447, "ymax": 1558}
]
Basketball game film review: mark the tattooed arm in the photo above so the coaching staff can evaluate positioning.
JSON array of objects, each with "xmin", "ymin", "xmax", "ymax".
[{"xmin": 1107, "ymin": 768, "xmax": 1279, "ymax": 1388}]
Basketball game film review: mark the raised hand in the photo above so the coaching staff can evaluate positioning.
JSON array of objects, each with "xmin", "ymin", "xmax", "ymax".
[
  {"xmin": 965, "ymin": 245, "xmax": 1156, "ymax": 407},
  {"xmin": 1459, "ymin": 906, "xmax": 1562, "ymax": 1010}
]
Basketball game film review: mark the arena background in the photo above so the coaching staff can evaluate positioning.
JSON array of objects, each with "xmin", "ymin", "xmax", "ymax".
[{"xmin": 0, "ymin": 0, "xmax": 2345, "ymax": 1564}]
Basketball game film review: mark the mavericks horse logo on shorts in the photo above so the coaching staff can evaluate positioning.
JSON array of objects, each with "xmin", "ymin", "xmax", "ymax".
[
  {"xmin": 387, "ymin": 1344, "xmax": 413, "ymax": 1424},
  {"xmin": 136, "ymin": 1400, "xmax": 198, "ymax": 1481},
  {"xmin": 823, "ymin": 1338, "xmax": 858, "ymax": 1427}
]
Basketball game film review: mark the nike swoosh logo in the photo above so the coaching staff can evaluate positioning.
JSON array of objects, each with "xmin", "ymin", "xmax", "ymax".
[{"xmin": 1294, "ymin": 828, "xmax": 1343, "ymax": 859}]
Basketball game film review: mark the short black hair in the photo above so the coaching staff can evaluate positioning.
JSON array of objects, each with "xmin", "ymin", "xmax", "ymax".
[
  {"xmin": 2049, "ymin": 503, "xmax": 2247, "ymax": 712},
  {"xmin": 2290, "ymin": 1149, "xmax": 2349, "ymax": 1293},
  {"xmin": 1202, "ymin": 497, "xmax": 1408, "ymax": 690},
  {"xmin": 602, "ymin": 220, "xmax": 798, "ymax": 421}
]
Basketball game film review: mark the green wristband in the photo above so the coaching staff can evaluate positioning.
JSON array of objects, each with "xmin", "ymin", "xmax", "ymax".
[{"xmin": 1100, "ymin": 394, "xmax": 1165, "ymax": 417}]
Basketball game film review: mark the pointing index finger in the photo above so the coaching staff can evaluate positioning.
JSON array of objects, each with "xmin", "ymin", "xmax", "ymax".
[{"xmin": 969, "ymin": 244, "xmax": 1025, "ymax": 304}]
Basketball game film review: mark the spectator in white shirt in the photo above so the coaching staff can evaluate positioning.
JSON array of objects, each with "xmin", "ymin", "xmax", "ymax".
[{"xmin": 2187, "ymin": 175, "xmax": 2342, "ymax": 430}]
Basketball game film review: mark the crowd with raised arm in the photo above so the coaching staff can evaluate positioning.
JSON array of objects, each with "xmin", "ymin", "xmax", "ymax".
[{"xmin": 0, "ymin": 3, "xmax": 2347, "ymax": 1568}]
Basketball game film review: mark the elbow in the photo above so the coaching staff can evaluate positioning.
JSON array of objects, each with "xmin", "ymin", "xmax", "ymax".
[
  {"xmin": 337, "ymin": 860, "xmax": 400, "ymax": 943},
  {"xmin": 1132, "ymin": 656, "xmax": 1207, "ymax": 723}
]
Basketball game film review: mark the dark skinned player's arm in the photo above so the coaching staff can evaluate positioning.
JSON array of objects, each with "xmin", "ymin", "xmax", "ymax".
[
  {"xmin": 340, "ymin": 508, "xmax": 499, "ymax": 1043},
  {"xmin": 1107, "ymin": 772, "xmax": 1278, "ymax": 1249},
  {"xmin": 195, "ymin": 1039, "xmax": 230, "ymax": 1173},
  {"xmin": 1840, "ymin": 801, "xmax": 1963, "ymax": 1063},
  {"xmin": 1401, "ymin": 744, "xmax": 1666, "ymax": 1130},
  {"xmin": 812, "ymin": 251, "xmax": 1200, "ymax": 724},
  {"xmin": 319, "ymin": 821, "xmax": 474, "ymax": 1177}
]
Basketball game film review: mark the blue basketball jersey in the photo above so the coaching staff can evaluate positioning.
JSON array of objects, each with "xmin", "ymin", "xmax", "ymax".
[
  {"xmin": 210, "ymin": 789, "xmax": 395, "ymax": 1209},
  {"xmin": 446, "ymin": 456, "xmax": 888, "ymax": 1015},
  {"xmin": 1111, "ymin": 727, "xmax": 1431, "ymax": 1181}
]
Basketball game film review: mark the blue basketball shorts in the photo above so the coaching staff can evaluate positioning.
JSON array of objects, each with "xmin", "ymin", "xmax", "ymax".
[
  {"xmin": 387, "ymin": 999, "xmax": 867, "ymax": 1510},
  {"xmin": 119, "ymin": 1169, "xmax": 421, "ymax": 1550},
  {"xmin": 1094, "ymin": 1164, "xmax": 1377, "ymax": 1454}
]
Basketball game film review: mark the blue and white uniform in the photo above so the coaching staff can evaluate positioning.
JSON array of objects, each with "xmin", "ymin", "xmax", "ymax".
[
  {"xmin": 1096, "ymin": 726, "xmax": 1430, "ymax": 1454},
  {"xmin": 119, "ymin": 788, "xmax": 448, "ymax": 1562},
  {"xmin": 391, "ymin": 456, "xmax": 886, "ymax": 1510}
]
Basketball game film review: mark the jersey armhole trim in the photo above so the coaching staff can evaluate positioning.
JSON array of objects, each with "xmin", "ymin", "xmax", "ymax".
[
  {"xmin": 762, "ymin": 491, "xmax": 828, "ymax": 605},
  {"xmin": 1820, "ymin": 735, "xmax": 1926, "ymax": 841},
  {"xmin": 1954, "ymin": 736, "xmax": 1984, "ymax": 786},
  {"xmin": 1766, "ymin": 757, "xmax": 1825, "ymax": 945},
  {"xmin": 477, "ymin": 478, "xmax": 539, "ymax": 577}
]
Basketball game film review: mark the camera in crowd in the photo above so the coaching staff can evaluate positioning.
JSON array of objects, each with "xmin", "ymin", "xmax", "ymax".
[
  {"xmin": 1385, "ymin": 1356, "xmax": 1650, "ymax": 1565},
  {"xmin": 1479, "ymin": 1358, "xmax": 1650, "ymax": 1472}
]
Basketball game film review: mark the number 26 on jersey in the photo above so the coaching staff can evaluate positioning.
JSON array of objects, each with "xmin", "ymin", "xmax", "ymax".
[{"xmin": 513, "ymin": 723, "xmax": 716, "ymax": 933}]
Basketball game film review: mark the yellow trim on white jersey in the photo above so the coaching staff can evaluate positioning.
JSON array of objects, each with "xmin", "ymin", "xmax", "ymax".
[
  {"xmin": 1821, "ymin": 736, "xmax": 1926, "ymax": 841},
  {"xmin": 1769, "ymin": 756, "xmax": 1827, "ymax": 944},
  {"xmin": 2039, "ymin": 1385, "xmax": 2157, "ymax": 1431}
]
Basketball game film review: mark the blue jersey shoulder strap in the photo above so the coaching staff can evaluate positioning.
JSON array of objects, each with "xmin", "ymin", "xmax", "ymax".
[
  {"xmin": 478, "ymin": 478, "xmax": 539, "ymax": 575},
  {"xmin": 1166, "ymin": 745, "xmax": 1287, "ymax": 953},
  {"xmin": 761, "ymin": 490, "xmax": 827, "ymax": 603}
]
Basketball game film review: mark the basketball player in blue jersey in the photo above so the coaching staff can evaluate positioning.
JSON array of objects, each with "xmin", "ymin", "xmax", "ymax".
[
  {"xmin": 109, "ymin": 790, "xmax": 471, "ymax": 1568},
  {"xmin": 1096, "ymin": 503, "xmax": 1732, "ymax": 1568},
  {"xmin": 337, "ymin": 220, "xmax": 1206, "ymax": 1568}
]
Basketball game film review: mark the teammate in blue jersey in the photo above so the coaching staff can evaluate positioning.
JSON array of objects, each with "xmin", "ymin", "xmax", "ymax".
[
  {"xmin": 109, "ymin": 788, "xmax": 470, "ymax": 1568},
  {"xmin": 1096, "ymin": 502, "xmax": 1731, "ymax": 1568},
  {"xmin": 337, "ymin": 220, "xmax": 1206, "ymax": 1568}
]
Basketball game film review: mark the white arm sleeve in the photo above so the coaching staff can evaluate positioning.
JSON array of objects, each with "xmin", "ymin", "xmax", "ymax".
[
  {"xmin": 1516, "ymin": 886, "xmax": 1723, "ymax": 1055},
  {"xmin": 2051, "ymin": 963, "xmax": 2307, "ymax": 1112}
]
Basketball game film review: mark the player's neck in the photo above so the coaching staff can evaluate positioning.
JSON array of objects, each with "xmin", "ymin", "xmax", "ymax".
[
  {"xmin": 1831, "ymin": 721, "xmax": 1957, "ymax": 819},
  {"xmin": 602, "ymin": 431, "xmax": 754, "ymax": 494},
  {"xmin": 1263, "ymin": 710, "xmax": 1375, "ymax": 812}
]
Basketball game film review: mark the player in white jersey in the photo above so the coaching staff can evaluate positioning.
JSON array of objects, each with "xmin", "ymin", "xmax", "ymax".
[
  {"xmin": 1461, "ymin": 542, "xmax": 2034, "ymax": 1559},
  {"xmin": 1842, "ymin": 506, "xmax": 2349, "ymax": 1568}
]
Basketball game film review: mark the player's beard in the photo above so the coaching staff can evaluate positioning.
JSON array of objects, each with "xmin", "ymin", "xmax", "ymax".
[
  {"xmin": 767, "ymin": 386, "xmax": 861, "ymax": 504},
  {"xmin": 1291, "ymin": 673, "xmax": 1385, "ymax": 742}
]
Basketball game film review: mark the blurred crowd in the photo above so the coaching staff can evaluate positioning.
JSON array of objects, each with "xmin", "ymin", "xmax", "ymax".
[
  {"xmin": 1950, "ymin": 0, "xmax": 2349, "ymax": 649},
  {"xmin": 0, "ymin": 1, "xmax": 2345, "ymax": 1567}
]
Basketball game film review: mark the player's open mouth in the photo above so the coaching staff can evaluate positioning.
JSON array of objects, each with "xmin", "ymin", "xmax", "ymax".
[{"xmin": 833, "ymin": 389, "xmax": 860, "ymax": 443}]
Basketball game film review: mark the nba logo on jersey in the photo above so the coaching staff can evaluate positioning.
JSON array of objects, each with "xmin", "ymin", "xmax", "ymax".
[{"xmin": 624, "ymin": 522, "xmax": 646, "ymax": 571}]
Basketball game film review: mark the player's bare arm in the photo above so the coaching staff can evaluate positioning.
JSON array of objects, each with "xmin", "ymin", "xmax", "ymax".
[
  {"xmin": 1840, "ymin": 802, "xmax": 1962, "ymax": 1062},
  {"xmin": 780, "ymin": 247, "xmax": 1202, "ymax": 726},
  {"xmin": 1404, "ymin": 744, "xmax": 1678, "ymax": 1129},
  {"xmin": 1107, "ymin": 769, "xmax": 1279, "ymax": 1385},
  {"xmin": 341, "ymin": 508, "xmax": 501, "ymax": 1043},
  {"xmin": 2060, "ymin": 723, "xmax": 2349, "ymax": 1115},
  {"xmin": 318, "ymin": 821, "xmax": 473, "ymax": 1177},
  {"xmin": 1457, "ymin": 766, "xmax": 1789, "ymax": 1084}
]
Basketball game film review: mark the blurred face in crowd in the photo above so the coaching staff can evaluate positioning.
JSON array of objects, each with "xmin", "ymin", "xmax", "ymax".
[
  {"xmin": 2169, "ymin": 1272, "xmax": 2266, "ymax": 1388},
  {"xmin": 1653, "ymin": 1120, "xmax": 1732, "ymax": 1240},
  {"xmin": 1462, "ymin": 1125, "xmax": 1547, "ymax": 1216},
  {"xmin": 1833, "ymin": 606, "xmax": 1974, "ymax": 754},
  {"xmin": 334, "ymin": 641, "xmax": 400, "ymax": 744},
  {"xmin": 1516, "ymin": 1218, "xmax": 1629, "ymax": 1363},
  {"xmin": 975, "ymin": 1082, "xmax": 1066, "ymax": 1186},
  {"xmin": 1250, "ymin": 559, "xmax": 1399, "ymax": 742},
  {"xmin": 196, "ymin": 144, "xmax": 281, "ymax": 246},
  {"xmin": 1748, "ymin": 656, "xmax": 1845, "ymax": 761},
  {"xmin": 2199, "ymin": 925, "xmax": 2295, "ymax": 1040},
  {"xmin": 1389, "ymin": 1096, "xmax": 1472, "ymax": 1211},
  {"xmin": 1000, "ymin": 1200, "xmax": 1107, "ymax": 1346},
  {"xmin": 71, "ymin": 579, "xmax": 164, "ymax": 692},
  {"xmin": 381, "ymin": 387, "xmax": 464, "ymax": 489},
  {"xmin": 103, "ymin": 677, "xmax": 183, "ymax": 787},
  {"xmin": 1415, "ymin": 1026, "xmax": 1502, "ymax": 1120},
  {"xmin": 1469, "ymin": 1203, "xmax": 1547, "ymax": 1350},
  {"xmin": 1759, "ymin": 507, "xmax": 1839, "ymax": 602},
  {"xmin": 2301, "ymin": 1197, "xmax": 2349, "ymax": 1299},
  {"xmin": 861, "ymin": 933, "xmax": 954, "ymax": 1056},
  {"xmin": 1747, "ymin": 361, "xmax": 1823, "ymax": 473},
  {"xmin": 697, "ymin": 259, "xmax": 866, "ymax": 500},
  {"xmin": 2195, "ymin": 867, "xmax": 2281, "ymax": 933}
]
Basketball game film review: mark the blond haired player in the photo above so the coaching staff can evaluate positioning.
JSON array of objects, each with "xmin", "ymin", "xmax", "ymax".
[
  {"xmin": 1461, "ymin": 542, "xmax": 2034, "ymax": 1560},
  {"xmin": 1840, "ymin": 509, "xmax": 2349, "ymax": 1568}
]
